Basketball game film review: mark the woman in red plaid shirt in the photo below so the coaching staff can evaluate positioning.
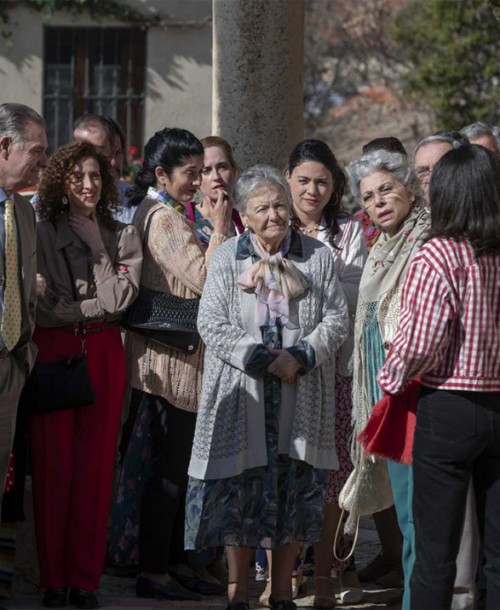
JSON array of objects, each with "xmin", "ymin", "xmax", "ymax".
[{"xmin": 378, "ymin": 144, "xmax": 500, "ymax": 610}]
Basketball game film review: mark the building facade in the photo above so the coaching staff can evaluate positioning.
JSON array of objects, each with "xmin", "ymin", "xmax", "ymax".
[{"xmin": 0, "ymin": 0, "xmax": 213, "ymax": 152}]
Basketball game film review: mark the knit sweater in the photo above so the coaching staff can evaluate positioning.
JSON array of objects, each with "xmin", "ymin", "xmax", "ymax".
[
  {"xmin": 126, "ymin": 195, "xmax": 226, "ymax": 412},
  {"xmin": 188, "ymin": 232, "xmax": 349, "ymax": 480}
]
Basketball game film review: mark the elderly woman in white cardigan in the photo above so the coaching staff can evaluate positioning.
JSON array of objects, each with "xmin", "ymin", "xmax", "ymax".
[{"xmin": 185, "ymin": 165, "xmax": 349, "ymax": 610}]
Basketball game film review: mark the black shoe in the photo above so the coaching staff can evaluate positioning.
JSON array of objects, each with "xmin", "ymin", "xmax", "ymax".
[
  {"xmin": 68, "ymin": 588, "xmax": 99, "ymax": 609},
  {"xmin": 195, "ymin": 578, "xmax": 226, "ymax": 595},
  {"xmin": 43, "ymin": 588, "xmax": 68, "ymax": 608},
  {"xmin": 169, "ymin": 570, "xmax": 225, "ymax": 595},
  {"xmin": 226, "ymin": 603, "xmax": 250, "ymax": 610},
  {"xmin": 475, "ymin": 589, "xmax": 487, "ymax": 610},
  {"xmin": 269, "ymin": 597, "xmax": 297, "ymax": 610},
  {"xmin": 136, "ymin": 576, "xmax": 201, "ymax": 601}
]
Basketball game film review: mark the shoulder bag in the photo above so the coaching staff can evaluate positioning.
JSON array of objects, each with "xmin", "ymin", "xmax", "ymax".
[
  {"xmin": 122, "ymin": 207, "xmax": 201, "ymax": 354},
  {"xmin": 21, "ymin": 248, "xmax": 95, "ymax": 415}
]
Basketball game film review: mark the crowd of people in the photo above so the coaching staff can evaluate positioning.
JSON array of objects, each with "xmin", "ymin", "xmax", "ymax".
[{"xmin": 0, "ymin": 101, "xmax": 499, "ymax": 610}]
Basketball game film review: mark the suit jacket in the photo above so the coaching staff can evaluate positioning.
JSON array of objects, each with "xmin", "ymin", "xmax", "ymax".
[
  {"xmin": 0, "ymin": 192, "xmax": 37, "ymax": 495},
  {"xmin": 11, "ymin": 192, "xmax": 38, "ymax": 374}
]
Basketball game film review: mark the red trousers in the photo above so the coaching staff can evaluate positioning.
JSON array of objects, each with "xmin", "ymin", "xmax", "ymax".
[{"xmin": 28, "ymin": 324, "xmax": 125, "ymax": 591}]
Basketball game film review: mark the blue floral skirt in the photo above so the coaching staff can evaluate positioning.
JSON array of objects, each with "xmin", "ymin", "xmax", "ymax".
[{"xmin": 185, "ymin": 367, "xmax": 328, "ymax": 550}]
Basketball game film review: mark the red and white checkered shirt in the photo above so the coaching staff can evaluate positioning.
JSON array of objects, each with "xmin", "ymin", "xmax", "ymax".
[{"xmin": 378, "ymin": 237, "xmax": 500, "ymax": 394}]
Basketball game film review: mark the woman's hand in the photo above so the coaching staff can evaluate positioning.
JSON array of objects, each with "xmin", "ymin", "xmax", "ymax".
[
  {"xmin": 209, "ymin": 189, "xmax": 234, "ymax": 237},
  {"xmin": 266, "ymin": 347, "xmax": 301, "ymax": 384},
  {"xmin": 36, "ymin": 273, "xmax": 47, "ymax": 297},
  {"xmin": 199, "ymin": 194, "xmax": 215, "ymax": 224},
  {"xmin": 69, "ymin": 212, "xmax": 104, "ymax": 254}
]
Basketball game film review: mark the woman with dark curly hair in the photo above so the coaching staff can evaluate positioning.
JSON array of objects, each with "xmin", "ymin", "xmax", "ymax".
[{"xmin": 29, "ymin": 141, "xmax": 142, "ymax": 609}]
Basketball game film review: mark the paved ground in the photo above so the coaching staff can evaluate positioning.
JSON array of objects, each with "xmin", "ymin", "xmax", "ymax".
[{"xmin": 6, "ymin": 506, "xmax": 402, "ymax": 610}]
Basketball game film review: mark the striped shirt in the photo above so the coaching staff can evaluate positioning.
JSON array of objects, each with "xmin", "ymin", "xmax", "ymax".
[{"xmin": 378, "ymin": 237, "xmax": 500, "ymax": 394}]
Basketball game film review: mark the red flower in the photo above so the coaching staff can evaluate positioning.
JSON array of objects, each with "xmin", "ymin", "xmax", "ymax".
[{"xmin": 128, "ymin": 145, "xmax": 139, "ymax": 158}]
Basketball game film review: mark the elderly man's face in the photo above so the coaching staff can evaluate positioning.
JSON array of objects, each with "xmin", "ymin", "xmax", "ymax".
[
  {"xmin": 415, "ymin": 141, "xmax": 453, "ymax": 205},
  {"xmin": 0, "ymin": 120, "xmax": 48, "ymax": 193}
]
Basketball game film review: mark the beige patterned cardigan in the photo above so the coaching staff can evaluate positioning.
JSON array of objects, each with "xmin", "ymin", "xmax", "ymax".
[{"xmin": 126, "ymin": 195, "xmax": 226, "ymax": 412}]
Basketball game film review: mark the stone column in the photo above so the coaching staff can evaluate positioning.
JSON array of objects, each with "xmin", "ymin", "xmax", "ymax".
[{"xmin": 212, "ymin": 0, "xmax": 305, "ymax": 170}]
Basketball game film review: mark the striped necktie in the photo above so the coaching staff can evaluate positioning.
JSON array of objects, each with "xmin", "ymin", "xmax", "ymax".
[{"xmin": 1, "ymin": 198, "xmax": 21, "ymax": 350}]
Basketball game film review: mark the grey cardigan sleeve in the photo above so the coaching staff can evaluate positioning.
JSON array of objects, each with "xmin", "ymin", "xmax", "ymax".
[
  {"xmin": 197, "ymin": 241, "xmax": 263, "ymax": 372},
  {"xmin": 301, "ymin": 249, "xmax": 350, "ymax": 366}
]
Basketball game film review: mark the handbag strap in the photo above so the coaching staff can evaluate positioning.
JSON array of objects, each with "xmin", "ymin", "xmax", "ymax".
[
  {"xmin": 142, "ymin": 207, "xmax": 162, "ymax": 247},
  {"xmin": 60, "ymin": 247, "xmax": 87, "ymax": 355},
  {"xmin": 333, "ymin": 509, "xmax": 360, "ymax": 563}
]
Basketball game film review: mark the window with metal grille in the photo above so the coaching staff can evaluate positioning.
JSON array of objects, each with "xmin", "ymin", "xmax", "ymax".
[{"xmin": 43, "ymin": 26, "xmax": 146, "ymax": 153}]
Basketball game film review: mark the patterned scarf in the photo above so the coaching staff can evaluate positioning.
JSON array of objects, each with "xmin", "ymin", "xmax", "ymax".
[
  {"xmin": 340, "ymin": 205, "xmax": 430, "ymax": 533},
  {"xmin": 236, "ymin": 231, "xmax": 308, "ymax": 326},
  {"xmin": 146, "ymin": 187, "xmax": 207, "ymax": 243}
]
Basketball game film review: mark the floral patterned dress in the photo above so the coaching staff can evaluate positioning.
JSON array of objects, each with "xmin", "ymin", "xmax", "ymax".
[{"xmin": 184, "ymin": 324, "xmax": 328, "ymax": 550}]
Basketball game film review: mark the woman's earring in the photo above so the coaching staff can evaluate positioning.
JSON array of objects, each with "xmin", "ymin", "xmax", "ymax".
[{"xmin": 62, "ymin": 195, "xmax": 68, "ymax": 206}]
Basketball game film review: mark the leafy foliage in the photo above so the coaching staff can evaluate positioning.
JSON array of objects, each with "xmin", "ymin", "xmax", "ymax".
[
  {"xmin": 392, "ymin": 0, "xmax": 500, "ymax": 129},
  {"xmin": 1, "ymin": 0, "xmax": 162, "ymax": 43},
  {"xmin": 303, "ymin": 0, "xmax": 405, "ymax": 130}
]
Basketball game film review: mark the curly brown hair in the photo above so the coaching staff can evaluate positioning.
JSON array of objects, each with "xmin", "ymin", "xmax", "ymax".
[{"xmin": 37, "ymin": 141, "xmax": 119, "ymax": 229}]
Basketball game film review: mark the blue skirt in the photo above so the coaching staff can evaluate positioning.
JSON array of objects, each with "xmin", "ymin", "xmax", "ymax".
[{"xmin": 185, "ymin": 326, "xmax": 327, "ymax": 550}]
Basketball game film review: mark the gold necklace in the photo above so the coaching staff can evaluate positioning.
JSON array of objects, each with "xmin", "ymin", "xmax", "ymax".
[{"xmin": 298, "ymin": 223, "xmax": 320, "ymax": 234}]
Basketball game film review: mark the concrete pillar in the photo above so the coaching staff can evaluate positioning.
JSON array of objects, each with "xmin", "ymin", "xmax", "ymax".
[{"xmin": 212, "ymin": 0, "xmax": 305, "ymax": 170}]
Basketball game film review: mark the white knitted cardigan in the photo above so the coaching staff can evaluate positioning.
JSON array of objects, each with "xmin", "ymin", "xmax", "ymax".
[{"xmin": 188, "ymin": 233, "xmax": 349, "ymax": 481}]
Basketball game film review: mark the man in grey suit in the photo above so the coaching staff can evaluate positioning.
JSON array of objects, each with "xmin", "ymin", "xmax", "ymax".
[{"xmin": 0, "ymin": 103, "xmax": 47, "ymax": 499}]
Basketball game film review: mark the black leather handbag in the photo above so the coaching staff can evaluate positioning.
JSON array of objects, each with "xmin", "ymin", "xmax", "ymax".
[
  {"xmin": 22, "ymin": 352, "xmax": 95, "ymax": 415},
  {"xmin": 21, "ymin": 248, "xmax": 95, "ymax": 415},
  {"xmin": 121, "ymin": 208, "xmax": 201, "ymax": 354},
  {"xmin": 122, "ymin": 287, "xmax": 200, "ymax": 353}
]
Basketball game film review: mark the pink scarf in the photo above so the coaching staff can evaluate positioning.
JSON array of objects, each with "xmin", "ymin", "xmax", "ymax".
[{"xmin": 237, "ymin": 232, "xmax": 308, "ymax": 326}]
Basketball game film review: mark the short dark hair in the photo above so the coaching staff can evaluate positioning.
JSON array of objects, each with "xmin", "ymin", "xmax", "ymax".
[
  {"xmin": 287, "ymin": 138, "xmax": 346, "ymax": 246},
  {"xmin": 362, "ymin": 137, "xmax": 407, "ymax": 157},
  {"xmin": 429, "ymin": 144, "xmax": 500, "ymax": 255},
  {"xmin": 129, "ymin": 127, "xmax": 203, "ymax": 201}
]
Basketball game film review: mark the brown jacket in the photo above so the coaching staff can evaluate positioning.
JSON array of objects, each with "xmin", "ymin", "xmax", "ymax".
[
  {"xmin": 36, "ymin": 212, "xmax": 142, "ymax": 327},
  {"xmin": 127, "ymin": 196, "xmax": 226, "ymax": 412}
]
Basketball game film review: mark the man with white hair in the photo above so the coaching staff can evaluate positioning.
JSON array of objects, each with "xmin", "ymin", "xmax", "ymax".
[
  {"xmin": 460, "ymin": 121, "xmax": 500, "ymax": 158},
  {"xmin": 413, "ymin": 131, "xmax": 468, "ymax": 206},
  {"xmin": 0, "ymin": 102, "xmax": 47, "ymax": 499}
]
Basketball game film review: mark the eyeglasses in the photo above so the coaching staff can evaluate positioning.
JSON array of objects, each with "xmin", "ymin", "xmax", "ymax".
[{"xmin": 416, "ymin": 167, "xmax": 432, "ymax": 180}]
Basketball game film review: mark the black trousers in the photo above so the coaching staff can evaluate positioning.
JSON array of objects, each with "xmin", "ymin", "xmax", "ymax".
[
  {"xmin": 411, "ymin": 387, "xmax": 500, "ymax": 610},
  {"xmin": 138, "ymin": 392, "xmax": 196, "ymax": 573}
]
